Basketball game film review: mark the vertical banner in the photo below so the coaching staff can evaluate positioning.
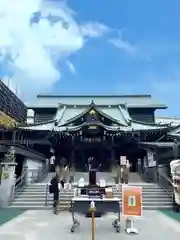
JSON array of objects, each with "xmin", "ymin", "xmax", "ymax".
[
  {"xmin": 122, "ymin": 185, "xmax": 142, "ymax": 217},
  {"xmin": 147, "ymin": 151, "xmax": 156, "ymax": 167}
]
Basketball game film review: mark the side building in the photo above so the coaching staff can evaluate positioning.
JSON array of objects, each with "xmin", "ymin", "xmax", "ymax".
[{"xmin": 0, "ymin": 80, "xmax": 46, "ymax": 187}]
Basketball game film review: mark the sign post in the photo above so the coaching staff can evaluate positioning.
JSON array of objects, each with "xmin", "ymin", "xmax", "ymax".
[{"xmin": 122, "ymin": 185, "xmax": 142, "ymax": 234}]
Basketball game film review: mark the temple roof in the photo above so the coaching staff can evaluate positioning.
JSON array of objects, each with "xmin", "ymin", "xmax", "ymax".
[
  {"xmin": 26, "ymin": 94, "xmax": 167, "ymax": 109},
  {"xmin": 20, "ymin": 103, "xmax": 169, "ymax": 132},
  {"xmin": 168, "ymin": 124, "xmax": 180, "ymax": 137},
  {"xmin": 156, "ymin": 116, "xmax": 180, "ymax": 126}
]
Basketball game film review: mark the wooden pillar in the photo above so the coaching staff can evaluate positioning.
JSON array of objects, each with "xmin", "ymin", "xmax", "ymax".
[
  {"xmin": 173, "ymin": 140, "xmax": 179, "ymax": 159},
  {"xmin": 71, "ymin": 137, "xmax": 75, "ymax": 169},
  {"xmin": 111, "ymin": 137, "xmax": 115, "ymax": 171},
  {"xmin": 12, "ymin": 131, "xmax": 16, "ymax": 144}
]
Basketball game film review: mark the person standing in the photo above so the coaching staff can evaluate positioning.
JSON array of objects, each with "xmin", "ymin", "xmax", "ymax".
[
  {"xmin": 116, "ymin": 159, "xmax": 123, "ymax": 184},
  {"xmin": 122, "ymin": 160, "xmax": 131, "ymax": 184},
  {"xmin": 50, "ymin": 173, "xmax": 59, "ymax": 214},
  {"xmin": 49, "ymin": 155, "xmax": 56, "ymax": 172}
]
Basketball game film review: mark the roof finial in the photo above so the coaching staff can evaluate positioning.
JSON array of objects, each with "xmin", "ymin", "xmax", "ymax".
[{"xmin": 90, "ymin": 100, "xmax": 95, "ymax": 106}]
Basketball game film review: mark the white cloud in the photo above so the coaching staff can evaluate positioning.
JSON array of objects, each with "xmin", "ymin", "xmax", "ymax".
[
  {"xmin": 80, "ymin": 22, "xmax": 110, "ymax": 38},
  {"xmin": 0, "ymin": 0, "xmax": 109, "ymax": 99},
  {"xmin": 66, "ymin": 60, "xmax": 76, "ymax": 75},
  {"xmin": 109, "ymin": 35, "xmax": 136, "ymax": 54}
]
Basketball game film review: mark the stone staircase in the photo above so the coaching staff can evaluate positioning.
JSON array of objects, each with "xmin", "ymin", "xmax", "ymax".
[{"xmin": 10, "ymin": 173, "xmax": 173, "ymax": 210}]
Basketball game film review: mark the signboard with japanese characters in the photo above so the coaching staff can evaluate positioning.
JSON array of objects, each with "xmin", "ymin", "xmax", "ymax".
[
  {"xmin": 147, "ymin": 151, "xmax": 156, "ymax": 167},
  {"xmin": 120, "ymin": 156, "xmax": 127, "ymax": 165}
]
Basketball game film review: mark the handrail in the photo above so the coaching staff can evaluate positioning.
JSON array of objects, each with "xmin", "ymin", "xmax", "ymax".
[
  {"xmin": 157, "ymin": 167, "xmax": 173, "ymax": 199},
  {"xmin": 10, "ymin": 162, "xmax": 49, "ymax": 202}
]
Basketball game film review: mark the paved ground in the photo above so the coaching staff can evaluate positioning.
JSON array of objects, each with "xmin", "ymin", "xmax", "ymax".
[{"xmin": 0, "ymin": 210, "xmax": 179, "ymax": 240}]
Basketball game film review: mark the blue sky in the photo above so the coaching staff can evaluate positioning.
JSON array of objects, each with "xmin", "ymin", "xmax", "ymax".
[
  {"xmin": 55, "ymin": 0, "xmax": 180, "ymax": 116},
  {"xmin": 0, "ymin": 0, "xmax": 180, "ymax": 116}
]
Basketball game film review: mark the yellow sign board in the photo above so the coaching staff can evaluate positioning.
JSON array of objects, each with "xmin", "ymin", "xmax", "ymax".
[
  {"xmin": 0, "ymin": 166, "xmax": 9, "ymax": 180},
  {"xmin": 0, "ymin": 111, "xmax": 18, "ymax": 128}
]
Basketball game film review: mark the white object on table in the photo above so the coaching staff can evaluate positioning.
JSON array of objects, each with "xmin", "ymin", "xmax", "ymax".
[
  {"xmin": 99, "ymin": 179, "xmax": 106, "ymax": 187},
  {"xmin": 78, "ymin": 177, "xmax": 85, "ymax": 187}
]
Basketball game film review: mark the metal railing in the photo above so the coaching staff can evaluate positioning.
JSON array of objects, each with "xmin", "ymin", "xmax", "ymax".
[
  {"xmin": 157, "ymin": 165, "xmax": 173, "ymax": 199},
  {"xmin": 45, "ymin": 183, "xmax": 52, "ymax": 206},
  {"xmin": 10, "ymin": 163, "xmax": 49, "ymax": 202}
]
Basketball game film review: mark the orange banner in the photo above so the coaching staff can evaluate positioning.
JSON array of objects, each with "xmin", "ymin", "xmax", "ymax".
[{"xmin": 122, "ymin": 185, "xmax": 142, "ymax": 217}]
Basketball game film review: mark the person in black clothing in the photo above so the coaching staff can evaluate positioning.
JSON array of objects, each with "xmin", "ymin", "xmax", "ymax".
[{"xmin": 50, "ymin": 173, "xmax": 59, "ymax": 214}]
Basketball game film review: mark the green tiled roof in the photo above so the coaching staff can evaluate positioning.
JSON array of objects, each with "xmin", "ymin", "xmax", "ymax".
[
  {"xmin": 21, "ymin": 102, "xmax": 169, "ymax": 132},
  {"xmin": 26, "ymin": 94, "xmax": 167, "ymax": 109},
  {"xmin": 168, "ymin": 124, "xmax": 180, "ymax": 137},
  {"xmin": 58, "ymin": 106, "xmax": 87, "ymax": 126}
]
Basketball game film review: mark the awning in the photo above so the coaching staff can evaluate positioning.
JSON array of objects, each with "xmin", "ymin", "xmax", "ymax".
[{"xmin": 138, "ymin": 141, "xmax": 176, "ymax": 148}]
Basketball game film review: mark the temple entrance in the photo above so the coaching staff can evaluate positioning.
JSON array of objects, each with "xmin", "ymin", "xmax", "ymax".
[{"xmin": 74, "ymin": 145, "xmax": 111, "ymax": 172}]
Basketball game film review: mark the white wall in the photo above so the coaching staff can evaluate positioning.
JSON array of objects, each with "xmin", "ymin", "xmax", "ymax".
[
  {"xmin": 26, "ymin": 109, "xmax": 34, "ymax": 124},
  {"xmin": 24, "ymin": 158, "xmax": 43, "ymax": 183}
]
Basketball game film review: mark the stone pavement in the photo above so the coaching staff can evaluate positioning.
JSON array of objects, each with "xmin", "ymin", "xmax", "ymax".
[{"xmin": 0, "ymin": 210, "xmax": 179, "ymax": 240}]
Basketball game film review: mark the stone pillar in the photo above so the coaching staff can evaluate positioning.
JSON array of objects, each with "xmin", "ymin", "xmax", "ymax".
[
  {"xmin": 22, "ymin": 164, "xmax": 29, "ymax": 185},
  {"xmin": 71, "ymin": 137, "xmax": 75, "ymax": 169},
  {"xmin": 0, "ymin": 162, "xmax": 17, "ymax": 207},
  {"xmin": 173, "ymin": 140, "xmax": 179, "ymax": 159}
]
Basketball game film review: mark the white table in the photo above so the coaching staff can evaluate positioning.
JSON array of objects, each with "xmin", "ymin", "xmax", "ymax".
[{"xmin": 70, "ymin": 197, "xmax": 121, "ymax": 233}]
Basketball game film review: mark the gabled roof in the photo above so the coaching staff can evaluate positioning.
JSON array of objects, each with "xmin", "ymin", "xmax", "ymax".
[
  {"xmin": 59, "ymin": 102, "xmax": 127, "ymax": 127},
  {"xmin": 20, "ymin": 102, "xmax": 169, "ymax": 133}
]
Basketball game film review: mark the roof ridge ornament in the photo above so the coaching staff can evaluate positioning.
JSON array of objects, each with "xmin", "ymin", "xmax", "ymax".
[{"xmin": 90, "ymin": 100, "xmax": 95, "ymax": 106}]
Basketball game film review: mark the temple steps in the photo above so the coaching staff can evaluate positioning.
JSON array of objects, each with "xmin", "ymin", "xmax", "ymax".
[{"xmin": 10, "ymin": 182, "xmax": 173, "ymax": 210}]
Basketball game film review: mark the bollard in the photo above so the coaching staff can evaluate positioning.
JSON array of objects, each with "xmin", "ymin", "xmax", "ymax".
[{"xmin": 89, "ymin": 201, "xmax": 96, "ymax": 240}]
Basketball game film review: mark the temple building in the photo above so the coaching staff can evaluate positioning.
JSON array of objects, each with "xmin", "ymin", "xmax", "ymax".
[{"xmin": 16, "ymin": 94, "xmax": 180, "ymax": 172}]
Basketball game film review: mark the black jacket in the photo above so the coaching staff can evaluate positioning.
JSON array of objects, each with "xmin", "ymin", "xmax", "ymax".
[{"xmin": 50, "ymin": 176, "xmax": 59, "ymax": 194}]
